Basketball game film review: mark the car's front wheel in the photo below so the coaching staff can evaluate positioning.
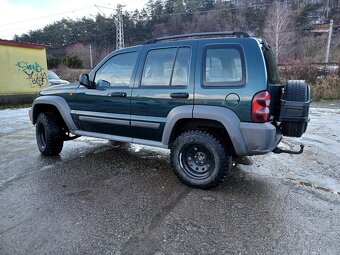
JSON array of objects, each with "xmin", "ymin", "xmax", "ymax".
[
  {"xmin": 36, "ymin": 112, "xmax": 64, "ymax": 156},
  {"xmin": 170, "ymin": 130, "xmax": 232, "ymax": 189}
]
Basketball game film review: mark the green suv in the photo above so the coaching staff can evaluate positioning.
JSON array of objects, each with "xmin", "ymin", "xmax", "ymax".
[{"xmin": 29, "ymin": 32, "xmax": 311, "ymax": 188}]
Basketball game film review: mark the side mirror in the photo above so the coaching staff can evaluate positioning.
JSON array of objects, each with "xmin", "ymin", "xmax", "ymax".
[{"xmin": 79, "ymin": 74, "xmax": 94, "ymax": 88}]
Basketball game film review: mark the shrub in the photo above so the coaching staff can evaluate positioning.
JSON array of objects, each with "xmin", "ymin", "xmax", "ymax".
[
  {"xmin": 279, "ymin": 61, "xmax": 340, "ymax": 101},
  {"xmin": 312, "ymin": 73, "xmax": 340, "ymax": 101},
  {"xmin": 279, "ymin": 61, "xmax": 321, "ymax": 85},
  {"xmin": 63, "ymin": 55, "xmax": 83, "ymax": 68},
  {"xmin": 47, "ymin": 57, "xmax": 62, "ymax": 69}
]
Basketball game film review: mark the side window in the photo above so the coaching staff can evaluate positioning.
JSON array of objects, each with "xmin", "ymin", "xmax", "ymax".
[
  {"xmin": 95, "ymin": 52, "xmax": 137, "ymax": 87},
  {"xmin": 172, "ymin": 47, "xmax": 190, "ymax": 86},
  {"xmin": 204, "ymin": 45, "xmax": 245, "ymax": 86},
  {"xmin": 141, "ymin": 47, "xmax": 190, "ymax": 86}
]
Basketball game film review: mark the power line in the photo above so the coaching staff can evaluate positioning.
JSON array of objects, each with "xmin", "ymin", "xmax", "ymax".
[
  {"xmin": 0, "ymin": 6, "xmax": 95, "ymax": 26},
  {"xmin": 0, "ymin": 0, "xmax": 144, "ymax": 27},
  {"xmin": 1, "ymin": 1, "xmax": 278, "ymax": 28},
  {"xmin": 0, "ymin": 14, "xmax": 115, "ymax": 34},
  {"xmin": 128, "ymin": 2, "xmax": 293, "ymax": 19},
  {"xmin": 2, "ymin": 18, "xmax": 315, "ymax": 38},
  {"xmin": 4, "ymin": 1, "xmax": 333, "ymax": 40},
  {"xmin": 8, "ymin": 0, "xmax": 328, "ymax": 33},
  {"xmin": 0, "ymin": 2, "xmax": 282, "ymax": 34}
]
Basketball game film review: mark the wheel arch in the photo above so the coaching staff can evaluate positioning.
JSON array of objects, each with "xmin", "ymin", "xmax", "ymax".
[
  {"xmin": 168, "ymin": 118, "xmax": 235, "ymax": 155},
  {"xmin": 162, "ymin": 105, "xmax": 248, "ymax": 156},
  {"xmin": 33, "ymin": 104, "xmax": 68, "ymax": 131},
  {"xmin": 31, "ymin": 96, "xmax": 77, "ymax": 132}
]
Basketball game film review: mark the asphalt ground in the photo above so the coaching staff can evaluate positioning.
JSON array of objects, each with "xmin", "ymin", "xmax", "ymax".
[{"xmin": 0, "ymin": 105, "xmax": 339, "ymax": 255}]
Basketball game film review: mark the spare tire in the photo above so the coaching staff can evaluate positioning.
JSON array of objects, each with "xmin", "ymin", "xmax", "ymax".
[{"xmin": 281, "ymin": 80, "xmax": 310, "ymax": 137}]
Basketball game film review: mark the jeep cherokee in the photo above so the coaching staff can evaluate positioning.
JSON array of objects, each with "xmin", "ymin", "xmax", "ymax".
[{"xmin": 29, "ymin": 32, "xmax": 311, "ymax": 188}]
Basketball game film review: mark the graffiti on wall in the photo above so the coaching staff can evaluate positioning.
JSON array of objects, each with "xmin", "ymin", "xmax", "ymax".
[{"xmin": 16, "ymin": 61, "xmax": 47, "ymax": 87}]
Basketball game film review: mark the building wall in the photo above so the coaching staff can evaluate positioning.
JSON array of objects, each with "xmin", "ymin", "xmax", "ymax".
[{"xmin": 0, "ymin": 45, "xmax": 48, "ymax": 94}]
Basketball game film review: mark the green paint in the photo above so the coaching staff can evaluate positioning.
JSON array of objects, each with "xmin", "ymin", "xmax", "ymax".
[{"xmin": 16, "ymin": 61, "xmax": 47, "ymax": 87}]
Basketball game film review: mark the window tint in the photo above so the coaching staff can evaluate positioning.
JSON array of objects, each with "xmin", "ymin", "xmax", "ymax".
[
  {"xmin": 142, "ymin": 48, "xmax": 176, "ymax": 86},
  {"xmin": 262, "ymin": 46, "xmax": 280, "ymax": 84},
  {"xmin": 95, "ymin": 52, "xmax": 137, "ymax": 87},
  {"xmin": 141, "ymin": 47, "xmax": 190, "ymax": 86},
  {"xmin": 204, "ymin": 46, "xmax": 244, "ymax": 86}
]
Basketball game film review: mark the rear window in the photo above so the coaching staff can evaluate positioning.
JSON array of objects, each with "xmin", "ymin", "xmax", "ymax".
[
  {"xmin": 203, "ymin": 44, "xmax": 245, "ymax": 86},
  {"xmin": 262, "ymin": 46, "xmax": 280, "ymax": 84}
]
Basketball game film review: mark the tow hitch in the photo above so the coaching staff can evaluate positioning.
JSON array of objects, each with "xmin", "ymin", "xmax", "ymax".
[{"xmin": 273, "ymin": 144, "xmax": 304, "ymax": 155}]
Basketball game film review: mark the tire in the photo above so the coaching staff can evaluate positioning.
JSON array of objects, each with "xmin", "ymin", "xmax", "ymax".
[
  {"xmin": 281, "ymin": 80, "xmax": 309, "ymax": 137},
  {"xmin": 36, "ymin": 112, "xmax": 64, "ymax": 156},
  {"xmin": 170, "ymin": 130, "xmax": 232, "ymax": 189}
]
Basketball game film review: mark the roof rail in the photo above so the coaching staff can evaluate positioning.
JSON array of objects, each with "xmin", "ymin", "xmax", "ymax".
[{"xmin": 144, "ymin": 31, "xmax": 250, "ymax": 44}]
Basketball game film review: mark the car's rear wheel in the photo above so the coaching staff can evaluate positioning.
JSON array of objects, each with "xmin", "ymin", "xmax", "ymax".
[
  {"xmin": 36, "ymin": 112, "xmax": 64, "ymax": 156},
  {"xmin": 170, "ymin": 130, "xmax": 232, "ymax": 189}
]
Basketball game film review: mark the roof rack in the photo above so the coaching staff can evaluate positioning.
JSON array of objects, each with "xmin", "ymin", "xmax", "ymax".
[{"xmin": 144, "ymin": 31, "xmax": 250, "ymax": 44}]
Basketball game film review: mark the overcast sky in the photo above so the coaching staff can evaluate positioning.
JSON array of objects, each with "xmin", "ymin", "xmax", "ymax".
[{"xmin": 0, "ymin": 0, "xmax": 148, "ymax": 40}]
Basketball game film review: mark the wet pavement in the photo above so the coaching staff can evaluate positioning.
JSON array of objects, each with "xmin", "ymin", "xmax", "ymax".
[{"xmin": 0, "ymin": 104, "xmax": 339, "ymax": 254}]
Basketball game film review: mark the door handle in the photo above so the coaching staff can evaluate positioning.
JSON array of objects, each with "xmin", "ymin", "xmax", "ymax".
[
  {"xmin": 111, "ymin": 92, "xmax": 127, "ymax": 97},
  {"xmin": 170, "ymin": 92, "xmax": 189, "ymax": 99}
]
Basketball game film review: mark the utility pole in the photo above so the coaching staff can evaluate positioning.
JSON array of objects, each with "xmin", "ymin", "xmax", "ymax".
[
  {"xmin": 115, "ymin": 4, "xmax": 125, "ymax": 50},
  {"xmin": 89, "ymin": 44, "xmax": 93, "ymax": 68},
  {"xmin": 326, "ymin": 0, "xmax": 330, "ymax": 19},
  {"xmin": 325, "ymin": 19, "xmax": 333, "ymax": 63}
]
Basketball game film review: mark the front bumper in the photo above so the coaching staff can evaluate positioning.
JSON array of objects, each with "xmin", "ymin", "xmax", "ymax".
[
  {"xmin": 240, "ymin": 122, "xmax": 282, "ymax": 156},
  {"xmin": 28, "ymin": 107, "xmax": 33, "ymax": 124}
]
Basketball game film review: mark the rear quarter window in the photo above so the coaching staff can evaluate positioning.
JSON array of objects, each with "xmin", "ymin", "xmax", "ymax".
[
  {"xmin": 203, "ymin": 44, "xmax": 246, "ymax": 87},
  {"xmin": 262, "ymin": 46, "xmax": 280, "ymax": 84}
]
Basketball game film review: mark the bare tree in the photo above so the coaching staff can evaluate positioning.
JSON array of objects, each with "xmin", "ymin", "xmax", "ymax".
[
  {"xmin": 264, "ymin": 1, "xmax": 295, "ymax": 63},
  {"xmin": 66, "ymin": 43, "xmax": 105, "ymax": 68}
]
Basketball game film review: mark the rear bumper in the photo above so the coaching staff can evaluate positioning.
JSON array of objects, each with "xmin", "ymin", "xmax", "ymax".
[{"xmin": 240, "ymin": 122, "xmax": 282, "ymax": 156}]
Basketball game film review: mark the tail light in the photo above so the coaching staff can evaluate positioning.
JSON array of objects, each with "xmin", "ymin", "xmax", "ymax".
[{"xmin": 252, "ymin": 91, "xmax": 271, "ymax": 122}]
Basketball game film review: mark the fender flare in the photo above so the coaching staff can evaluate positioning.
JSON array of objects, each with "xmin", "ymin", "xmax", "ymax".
[
  {"xmin": 162, "ymin": 105, "xmax": 247, "ymax": 156},
  {"xmin": 30, "ymin": 96, "xmax": 78, "ymax": 132}
]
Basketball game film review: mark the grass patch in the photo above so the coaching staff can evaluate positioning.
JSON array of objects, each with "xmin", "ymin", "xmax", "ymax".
[
  {"xmin": 311, "ymin": 73, "xmax": 340, "ymax": 101},
  {"xmin": 0, "ymin": 103, "xmax": 31, "ymax": 110}
]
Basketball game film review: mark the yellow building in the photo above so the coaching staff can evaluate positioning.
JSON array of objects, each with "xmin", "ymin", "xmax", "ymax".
[{"xmin": 0, "ymin": 39, "xmax": 48, "ymax": 95}]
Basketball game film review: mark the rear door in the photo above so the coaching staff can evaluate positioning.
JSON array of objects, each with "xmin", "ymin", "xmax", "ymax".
[{"xmin": 130, "ymin": 41, "xmax": 196, "ymax": 142}]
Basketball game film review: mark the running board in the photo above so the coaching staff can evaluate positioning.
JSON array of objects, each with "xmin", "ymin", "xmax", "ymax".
[
  {"xmin": 272, "ymin": 144, "xmax": 304, "ymax": 155},
  {"xmin": 64, "ymin": 134, "xmax": 80, "ymax": 141}
]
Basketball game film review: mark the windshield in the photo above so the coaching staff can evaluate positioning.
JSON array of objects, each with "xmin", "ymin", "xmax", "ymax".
[
  {"xmin": 262, "ymin": 44, "xmax": 280, "ymax": 84},
  {"xmin": 48, "ymin": 71, "xmax": 60, "ymax": 80}
]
